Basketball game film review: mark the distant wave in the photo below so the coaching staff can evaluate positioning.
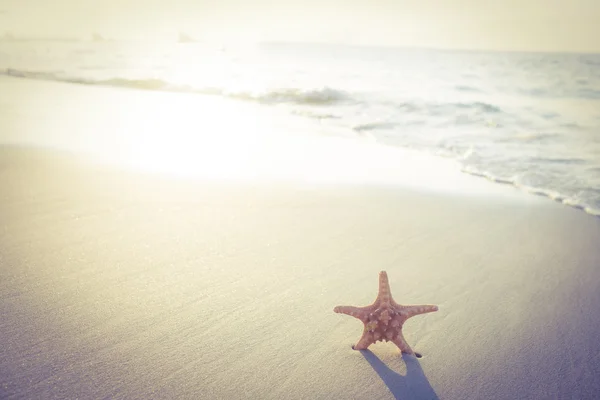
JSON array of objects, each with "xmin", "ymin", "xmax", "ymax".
[
  {"xmin": 454, "ymin": 85, "xmax": 482, "ymax": 93},
  {"xmin": 291, "ymin": 110, "xmax": 341, "ymax": 119},
  {"xmin": 1, "ymin": 68, "xmax": 507, "ymax": 116},
  {"xmin": 422, "ymin": 101, "xmax": 504, "ymax": 117},
  {"xmin": 0, "ymin": 68, "xmax": 352, "ymax": 106},
  {"xmin": 527, "ymin": 156, "xmax": 587, "ymax": 165},
  {"xmin": 353, "ymin": 122, "xmax": 397, "ymax": 132},
  {"xmin": 520, "ymin": 86, "xmax": 600, "ymax": 100},
  {"xmin": 503, "ymin": 132, "xmax": 562, "ymax": 144},
  {"xmin": 453, "ymin": 101, "xmax": 502, "ymax": 113},
  {"xmin": 241, "ymin": 87, "xmax": 350, "ymax": 105},
  {"xmin": 578, "ymin": 89, "xmax": 600, "ymax": 100}
]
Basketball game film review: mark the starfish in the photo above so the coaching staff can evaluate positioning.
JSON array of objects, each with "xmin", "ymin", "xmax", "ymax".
[{"xmin": 334, "ymin": 271, "xmax": 438, "ymax": 354}]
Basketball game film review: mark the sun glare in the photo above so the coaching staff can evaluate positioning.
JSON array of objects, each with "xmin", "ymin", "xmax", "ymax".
[
  {"xmin": 105, "ymin": 88, "xmax": 501, "ymax": 196},
  {"xmin": 121, "ymin": 91, "xmax": 270, "ymax": 181}
]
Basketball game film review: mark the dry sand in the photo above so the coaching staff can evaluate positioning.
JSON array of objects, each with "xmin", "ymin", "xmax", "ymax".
[{"xmin": 1, "ymin": 146, "xmax": 599, "ymax": 400}]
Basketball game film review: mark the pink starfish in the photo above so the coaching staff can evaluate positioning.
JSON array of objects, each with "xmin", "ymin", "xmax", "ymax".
[{"xmin": 334, "ymin": 271, "xmax": 438, "ymax": 354}]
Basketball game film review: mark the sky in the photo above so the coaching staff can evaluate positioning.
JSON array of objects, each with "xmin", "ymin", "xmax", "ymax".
[{"xmin": 0, "ymin": 0, "xmax": 599, "ymax": 53}]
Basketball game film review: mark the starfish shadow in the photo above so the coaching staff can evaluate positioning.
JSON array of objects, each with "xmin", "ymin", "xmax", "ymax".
[{"xmin": 360, "ymin": 350, "xmax": 439, "ymax": 400}]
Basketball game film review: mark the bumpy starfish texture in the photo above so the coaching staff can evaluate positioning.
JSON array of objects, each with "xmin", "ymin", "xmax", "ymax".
[{"xmin": 334, "ymin": 271, "xmax": 438, "ymax": 354}]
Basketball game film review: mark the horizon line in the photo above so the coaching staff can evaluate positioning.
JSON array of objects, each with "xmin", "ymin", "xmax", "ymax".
[{"xmin": 1, "ymin": 33, "xmax": 599, "ymax": 56}]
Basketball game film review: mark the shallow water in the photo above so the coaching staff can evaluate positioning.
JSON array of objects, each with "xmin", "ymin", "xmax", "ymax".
[{"xmin": 1, "ymin": 40, "xmax": 599, "ymax": 214}]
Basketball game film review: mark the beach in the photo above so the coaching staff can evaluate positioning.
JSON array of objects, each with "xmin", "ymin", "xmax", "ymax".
[{"xmin": 1, "ymin": 75, "xmax": 600, "ymax": 399}]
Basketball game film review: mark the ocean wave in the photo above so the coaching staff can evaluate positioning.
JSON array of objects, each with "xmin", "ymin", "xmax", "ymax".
[
  {"xmin": 454, "ymin": 101, "xmax": 502, "ymax": 113},
  {"xmin": 540, "ymin": 111, "xmax": 560, "ymax": 120},
  {"xmin": 2, "ymin": 68, "xmax": 169, "ymax": 90},
  {"xmin": 291, "ymin": 110, "xmax": 341, "ymax": 119},
  {"xmin": 1, "ymin": 68, "xmax": 505, "ymax": 115},
  {"xmin": 425, "ymin": 101, "xmax": 503, "ymax": 116},
  {"xmin": 503, "ymin": 132, "xmax": 562, "ymax": 144},
  {"xmin": 0, "ymin": 68, "xmax": 352, "ymax": 106},
  {"xmin": 461, "ymin": 165, "xmax": 600, "ymax": 218},
  {"xmin": 391, "ymin": 102, "xmax": 421, "ymax": 113},
  {"xmin": 236, "ymin": 87, "xmax": 351, "ymax": 105},
  {"xmin": 3, "ymin": 68, "xmax": 58, "ymax": 81},
  {"xmin": 527, "ymin": 156, "xmax": 587, "ymax": 165},
  {"xmin": 520, "ymin": 86, "xmax": 600, "ymax": 100},
  {"xmin": 454, "ymin": 85, "xmax": 482, "ymax": 93},
  {"xmin": 353, "ymin": 122, "xmax": 397, "ymax": 132},
  {"xmin": 578, "ymin": 89, "xmax": 600, "ymax": 100},
  {"xmin": 263, "ymin": 87, "xmax": 352, "ymax": 105}
]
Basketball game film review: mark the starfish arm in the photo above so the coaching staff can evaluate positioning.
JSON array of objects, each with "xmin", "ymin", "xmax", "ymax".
[
  {"xmin": 376, "ymin": 271, "xmax": 392, "ymax": 304},
  {"xmin": 392, "ymin": 331, "xmax": 414, "ymax": 354},
  {"xmin": 333, "ymin": 305, "xmax": 369, "ymax": 321},
  {"xmin": 402, "ymin": 304, "xmax": 439, "ymax": 318},
  {"xmin": 353, "ymin": 331, "xmax": 375, "ymax": 350}
]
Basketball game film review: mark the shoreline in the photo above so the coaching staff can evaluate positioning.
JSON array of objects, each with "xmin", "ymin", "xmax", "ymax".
[{"xmin": 1, "ymin": 74, "xmax": 598, "ymax": 219}]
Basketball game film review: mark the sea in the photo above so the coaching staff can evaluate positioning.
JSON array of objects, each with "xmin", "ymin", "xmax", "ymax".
[{"xmin": 1, "ymin": 39, "xmax": 599, "ymax": 216}]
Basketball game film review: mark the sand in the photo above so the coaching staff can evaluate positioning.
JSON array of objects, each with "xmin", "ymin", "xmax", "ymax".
[{"xmin": 1, "ymin": 76, "xmax": 600, "ymax": 399}]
